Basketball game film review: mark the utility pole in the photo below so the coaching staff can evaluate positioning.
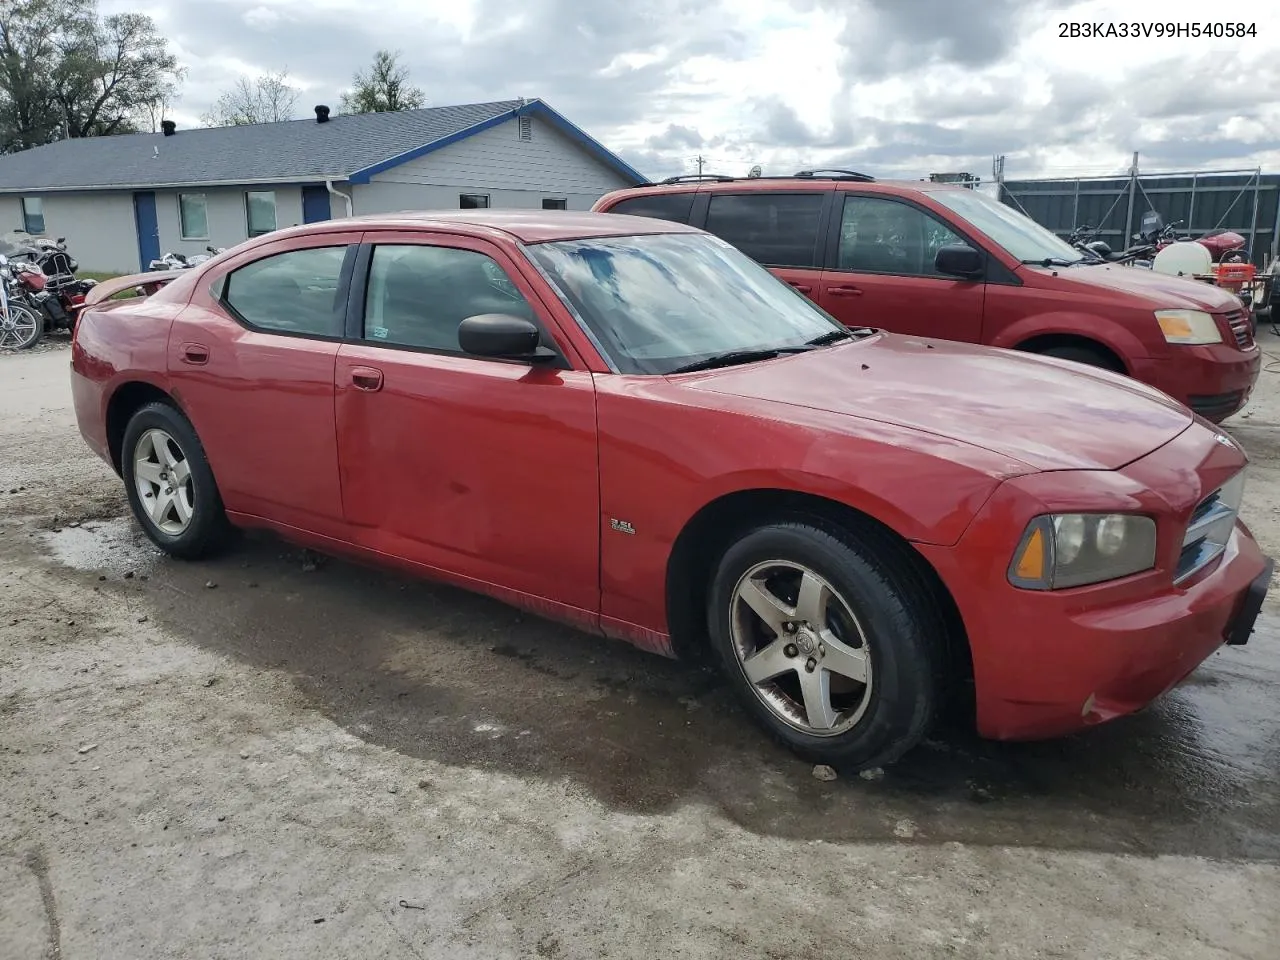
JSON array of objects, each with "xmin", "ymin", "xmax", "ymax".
[
  {"xmin": 1124, "ymin": 150, "xmax": 1139, "ymax": 243},
  {"xmin": 695, "ymin": 155, "xmax": 704, "ymax": 177}
]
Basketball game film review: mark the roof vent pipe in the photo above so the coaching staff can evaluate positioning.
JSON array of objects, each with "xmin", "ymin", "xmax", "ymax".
[
  {"xmin": 315, "ymin": 104, "xmax": 331, "ymax": 123},
  {"xmin": 161, "ymin": 119, "xmax": 176, "ymax": 136}
]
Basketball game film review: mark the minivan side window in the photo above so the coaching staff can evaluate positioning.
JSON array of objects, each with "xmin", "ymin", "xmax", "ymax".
[
  {"xmin": 606, "ymin": 193, "xmax": 696, "ymax": 223},
  {"xmin": 704, "ymin": 193, "xmax": 825, "ymax": 269},
  {"xmin": 222, "ymin": 246, "xmax": 348, "ymax": 337},
  {"xmin": 837, "ymin": 196, "xmax": 965, "ymax": 277}
]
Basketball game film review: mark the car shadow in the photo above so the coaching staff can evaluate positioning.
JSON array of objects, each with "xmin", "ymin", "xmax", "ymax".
[{"xmin": 71, "ymin": 523, "xmax": 1280, "ymax": 862}]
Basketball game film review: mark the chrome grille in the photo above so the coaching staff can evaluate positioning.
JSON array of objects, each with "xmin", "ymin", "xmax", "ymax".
[
  {"xmin": 1223, "ymin": 309, "xmax": 1253, "ymax": 349},
  {"xmin": 1175, "ymin": 471, "xmax": 1245, "ymax": 584}
]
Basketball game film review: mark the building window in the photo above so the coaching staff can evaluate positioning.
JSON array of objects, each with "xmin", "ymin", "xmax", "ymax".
[
  {"xmin": 518, "ymin": 115, "xmax": 532, "ymax": 141},
  {"xmin": 245, "ymin": 190, "xmax": 277, "ymax": 237},
  {"xmin": 459, "ymin": 194, "xmax": 490, "ymax": 209},
  {"xmin": 178, "ymin": 193, "xmax": 208, "ymax": 240},
  {"xmin": 541, "ymin": 198, "xmax": 567, "ymax": 210},
  {"xmin": 20, "ymin": 197, "xmax": 44, "ymax": 234}
]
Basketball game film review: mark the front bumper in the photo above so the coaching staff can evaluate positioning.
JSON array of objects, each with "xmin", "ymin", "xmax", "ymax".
[
  {"xmin": 1134, "ymin": 343, "xmax": 1260, "ymax": 422},
  {"xmin": 917, "ymin": 422, "xmax": 1272, "ymax": 740}
]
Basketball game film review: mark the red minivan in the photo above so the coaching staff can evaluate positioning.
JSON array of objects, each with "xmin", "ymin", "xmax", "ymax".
[{"xmin": 593, "ymin": 173, "xmax": 1262, "ymax": 422}]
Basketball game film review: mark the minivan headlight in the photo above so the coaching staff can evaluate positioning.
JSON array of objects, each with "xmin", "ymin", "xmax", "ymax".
[
  {"xmin": 1155, "ymin": 309, "xmax": 1221, "ymax": 345},
  {"xmin": 1008, "ymin": 513, "xmax": 1157, "ymax": 590}
]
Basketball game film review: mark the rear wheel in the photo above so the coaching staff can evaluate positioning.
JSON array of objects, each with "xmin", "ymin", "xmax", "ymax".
[
  {"xmin": 121, "ymin": 402, "xmax": 231, "ymax": 559},
  {"xmin": 707, "ymin": 522, "xmax": 942, "ymax": 770},
  {"xmin": 1037, "ymin": 344, "xmax": 1122, "ymax": 372},
  {"xmin": 0, "ymin": 302, "xmax": 43, "ymax": 350}
]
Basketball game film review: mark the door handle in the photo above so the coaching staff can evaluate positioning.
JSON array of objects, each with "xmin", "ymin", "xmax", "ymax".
[
  {"xmin": 180, "ymin": 342, "xmax": 209, "ymax": 364},
  {"xmin": 826, "ymin": 285, "xmax": 863, "ymax": 297},
  {"xmin": 786, "ymin": 280, "xmax": 814, "ymax": 294},
  {"xmin": 351, "ymin": 366, "xmax": 384, "ymax": 392}
]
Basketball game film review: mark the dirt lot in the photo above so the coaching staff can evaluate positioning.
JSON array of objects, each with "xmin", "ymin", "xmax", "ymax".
[{"xmin": 2, "ymin": 330, "xmax": 1279, "ymax": 959}]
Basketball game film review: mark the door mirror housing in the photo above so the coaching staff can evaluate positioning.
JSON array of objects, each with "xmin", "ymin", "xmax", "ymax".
[
  {"xmin": 934, "ymin": 243, "xmax": 983, "ymax": 279},
  {"xmin": 458, "ymin": 313, "xmax": 557, "ymax": 362}
]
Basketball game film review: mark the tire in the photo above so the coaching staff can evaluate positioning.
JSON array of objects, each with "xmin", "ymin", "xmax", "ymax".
[
  {"xmin": 121, "ymin": 402, "xmax": 231, "ymax": 559},
  {"xmin": 707, "ymin": 521, "xmax": 943, "ymax": 770},
  {"xmin": 1037, "ymin": 344, "xmax": 1122, "ymax": 372},
  {"xmin": 0, "ymin": 302, "xmax": 44, "ymax": 350}
]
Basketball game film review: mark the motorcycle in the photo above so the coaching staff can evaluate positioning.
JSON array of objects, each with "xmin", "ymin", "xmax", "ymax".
[
  {"xmin": 149, "ymin": 246, "xmax": 225, "ymax": 272},
  {"xmin": 0, "ymin": 254, "xmax": 45, "ymax": 350},
  {"xmin": 1066, "ymin": 224, "xmax": 1155, "ymax": 265},
  {"xmin": 0, "ymin": 232, "xmax": 98, "ymax": 342},
  {"xmin": 1139, "ymin": 214, "xmax": 1249, "ymax": 264}
]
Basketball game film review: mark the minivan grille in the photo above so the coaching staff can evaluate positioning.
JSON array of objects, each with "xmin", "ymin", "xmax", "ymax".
[
  {"xmin": 1223, "ymin": 309, "xmax": 1254, "ymax": 349},
  {"xmin": 1175, "ymin": 471, "xmax": 1245, "ymax": 584}
]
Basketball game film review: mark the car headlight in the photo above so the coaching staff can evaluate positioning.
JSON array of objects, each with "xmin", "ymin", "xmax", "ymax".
[
  {"xmin": 1008, "ymin": 513, "xmax": 1157, "ymax": 590},
  {"xmin": 1155, "ymin": 309, "xmax": 1221, "ymax": 345}
]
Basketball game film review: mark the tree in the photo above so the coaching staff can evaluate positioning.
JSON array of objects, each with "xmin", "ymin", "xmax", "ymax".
[
  {"xmin": 0, "ymin": 0, "xmax": 180, "ymax": 152},
  {"xmin": 200, "ymin": 68, "xmax": 299, "ymax": 126},
  {"xmin": 340, "ymin": 50, "xmax": 425, "ymax": 114}
]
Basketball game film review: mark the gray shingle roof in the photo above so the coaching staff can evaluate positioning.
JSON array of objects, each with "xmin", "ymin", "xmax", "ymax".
[{"xmin": 0, "ymin": 100, "xmax": 523, "ymax": 192}]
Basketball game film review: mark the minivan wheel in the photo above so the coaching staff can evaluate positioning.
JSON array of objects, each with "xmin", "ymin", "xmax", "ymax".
[
  {"xmin": 1037, "ymin": 344, "xmax": 1123, "ymax": 372},
  {"xmin": 707, "ymin": 521, "xmax": 941, "ymax": 770},
  {"xmin": 121, "ymin": 402, "xmax": 230, "ymax": 559}
]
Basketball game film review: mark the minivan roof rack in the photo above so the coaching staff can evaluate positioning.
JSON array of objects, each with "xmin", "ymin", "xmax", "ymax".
[
  {"xmin": 793, "ymin": 169, "xmax": 876, "ymax": 182},
  {"xmin": 658, "ymin": 174, "xmax": 736, "ymax": 184}
]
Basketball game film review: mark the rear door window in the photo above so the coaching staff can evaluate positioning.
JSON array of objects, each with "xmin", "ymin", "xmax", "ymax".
[
  {"xmin": 605, "ymin": 193, "xmax": 696, "ymax": 223},
  {"xmin": 222, "ymin": 245, "xmax": 349, "ymax": 337},
  {"xmin": 703, "ymin": 193, "xmax": 826, "ymax": 268}
]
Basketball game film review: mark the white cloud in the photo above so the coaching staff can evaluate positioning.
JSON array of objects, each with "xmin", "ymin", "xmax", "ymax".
[{"xmin": 242, "ymin": 6, "xmax": 282, "ymax": 29}]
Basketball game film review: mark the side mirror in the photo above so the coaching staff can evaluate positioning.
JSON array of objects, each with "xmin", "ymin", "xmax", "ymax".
[
  {"xmin": 458, "ymin": 313, "xmax": 556, "ymax": 362},
  {"xmin": 934, "ymin": 243, "xmax": 983, "ymax": 279},
  {"xmin": 56, "ymin": 237, "xmax": 65, "ymax": 244}
]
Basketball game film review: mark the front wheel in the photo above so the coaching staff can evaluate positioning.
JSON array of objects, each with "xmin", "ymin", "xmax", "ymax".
[
  {"xmin": 1037, "ymin": 344, "xmax": 1123, "ymax": 372},
  {"xmin": 0, "ymin": 302, "xmax": 44, "ymax": 350},
  {"xmin": 121, "ymin": 402, "xmax": 231, "ymax": 559},
  {"xmin": 707, "ymin": 522, "xmax": 943, "ymax": 770}
]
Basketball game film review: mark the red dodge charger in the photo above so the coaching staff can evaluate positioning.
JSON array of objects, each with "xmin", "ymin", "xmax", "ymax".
[{"xmin": 70, "ymin": 211, "xmax": 1273, "ymax": 769}]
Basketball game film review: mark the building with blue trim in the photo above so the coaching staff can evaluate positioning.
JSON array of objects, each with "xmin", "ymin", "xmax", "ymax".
[{"xmin": 0, "ymin": 98, "xmax": 649, "ymax": 273}]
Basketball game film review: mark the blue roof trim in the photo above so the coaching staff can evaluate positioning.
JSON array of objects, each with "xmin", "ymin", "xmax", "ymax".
[
  {"xmin": 347, "ymin": 110, "xmax": 516, "ymax": 184},
  {"xmin": 346, "ymin": 99, "xmax": 649, "ymax": 187}
]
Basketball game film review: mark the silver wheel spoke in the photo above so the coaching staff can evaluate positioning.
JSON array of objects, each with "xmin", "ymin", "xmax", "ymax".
[
  {"xmin": 170, "ymin": 458, "xmax": 191, "ymax": 483},
  {"xmin": 135, "ymin": 460, "xmax": 165, "ymax": 486},
  {"xmin": 795, "ymin": 571, "xmax": 830, "ymax": 626},
  {"xmin": 159, "ymin": 440, "xmax": 180, "ymax": 470},
  {"xmin": 147, "ymin": 488, "xmax": 173, "ymax": 524},
  {"xmin": 172, "ymin": 490, "xmax": 193, "ymax": 524},
  {"xmin": 738, "ymin": 577, "xmax": 792, "ymax": 635},
  {"xmin": 742, "ymin": 637, "xmax": 795, "ymax": 685},
  {"xmin": 799, "ymin": 667, "xmax": 837, "ymax": 730},
  {"xmin": 821, "ymin": 635, "xmax": 869, "ymax": 685}
]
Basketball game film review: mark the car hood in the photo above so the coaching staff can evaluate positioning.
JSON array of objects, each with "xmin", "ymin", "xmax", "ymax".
[
  {"xmin": 681, "ymin": 333, "xmax": 1193, "ymax": 471},
  {"xmin": 1029, "ymin": 262, "xmax": 1243, "ymax": 312}
]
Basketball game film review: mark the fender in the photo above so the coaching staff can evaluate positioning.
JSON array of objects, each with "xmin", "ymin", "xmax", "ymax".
[{"xmin": 989, "ymin": 310, "xmax": 1153, "ymax": 367}]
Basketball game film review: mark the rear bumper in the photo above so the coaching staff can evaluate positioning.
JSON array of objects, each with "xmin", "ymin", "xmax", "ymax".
[
  {"xmin": 69, "ymin": 361, "xmax": 111, "ymax": 467},
  {"xmin": 1135, "ymin": 344, "xmax": 1260, "ymax": 421}
]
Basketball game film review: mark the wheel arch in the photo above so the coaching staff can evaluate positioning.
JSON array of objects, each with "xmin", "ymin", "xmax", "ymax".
[
  {"xmin": 1013, "ymin": 332, "xmax": 1127, "ymax": 372},
  {"xmin": 105, "ymin": 380, "xmax": 184, "ymax": 473},
  {"xmin": 664, "ymin": 488, "xmax": 973, "ymax": 710},
  {"xmin": 993, "ymin": 311, "xmax": 1151, "ymax": 373}
]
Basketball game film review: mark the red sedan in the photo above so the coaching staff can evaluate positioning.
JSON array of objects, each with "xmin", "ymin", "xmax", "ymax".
[{"xmin": 70, "ymin": 211, "xmax": 1273, "ymax": 769}]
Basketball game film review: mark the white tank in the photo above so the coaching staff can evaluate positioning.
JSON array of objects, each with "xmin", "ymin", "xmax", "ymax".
[{"xmin": 1153, "ymin": 240, "xmax": 1212, "ymax": 278}]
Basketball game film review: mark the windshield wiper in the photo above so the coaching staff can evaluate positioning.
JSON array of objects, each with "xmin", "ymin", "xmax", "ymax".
[
  {"xmin": 806, "ymin": 327, "xmax": 874, "ymax": 346},
  {"xmin": 1020, "ymin": 257, "xmax": 1083, "ymax": 267},
  {"xmin": 669, "ymin": 345, "xmax": 811, "ymax": 374}
]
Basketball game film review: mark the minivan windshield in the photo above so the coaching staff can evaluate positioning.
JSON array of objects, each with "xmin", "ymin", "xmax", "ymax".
[
  {"xmin": 930, "ymin": 188, "xmax": 1087, "ymax": 265},
  {"xmin": 526, "ymin": 232, "xmax": 852, "ymax": 375}
]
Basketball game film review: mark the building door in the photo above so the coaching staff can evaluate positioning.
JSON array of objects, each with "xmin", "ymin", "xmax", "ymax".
[
  {"xmin": 301, "ymin": 185, "xmax": 332, "ymax": 223},
  {"xmin": 133, "ymin": 192, "xmax": 160, "ymax": 270}
]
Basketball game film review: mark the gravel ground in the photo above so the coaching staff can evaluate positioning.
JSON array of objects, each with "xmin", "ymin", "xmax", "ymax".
[{"xmin": 1, "ymin": 332, "xmax": 1278, "ymax": 959}]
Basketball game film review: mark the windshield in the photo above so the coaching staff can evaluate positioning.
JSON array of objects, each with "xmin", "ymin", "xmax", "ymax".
[
  {"xmin": 526, "ymin": 232, "xmax": 848, "ymax": 375},
  {"xmin": 930, "ymin": 189, "xmax": 1086, "ymax": 264}
]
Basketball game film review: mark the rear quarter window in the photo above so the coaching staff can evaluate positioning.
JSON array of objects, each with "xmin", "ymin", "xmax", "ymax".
[
  {"xmin": 603, "ymin": 192, "xmax": 696, "ymax": 223},
  {"xmin": 703, "ymin": 192, "xmax": 825, "ymax": 269}
]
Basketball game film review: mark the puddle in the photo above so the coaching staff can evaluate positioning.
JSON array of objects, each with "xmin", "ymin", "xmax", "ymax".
[{"xmin": 41, "ymin": 517, "xmax": 162, "ymax": 575}]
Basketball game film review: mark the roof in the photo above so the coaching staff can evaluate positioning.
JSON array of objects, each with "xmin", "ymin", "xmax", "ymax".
[
  {"xmin": 242, "ymin": 209, "xmax": 703, "ymax": 247},
  {"xmin": 0, "ymin": 99, "xmax": 648, "ymax": 193}
]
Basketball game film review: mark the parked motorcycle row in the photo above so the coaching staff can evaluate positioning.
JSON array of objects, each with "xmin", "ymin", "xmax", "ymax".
[
  {"xmin": 1067, "ymin": 212, "xmax": 1274, "ymax": 331},
  {"xmin": 0, "ymin": 232, "xmax": 99, "ymax": 350}
]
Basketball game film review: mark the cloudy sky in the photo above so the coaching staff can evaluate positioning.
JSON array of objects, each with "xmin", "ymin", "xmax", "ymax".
[{"xmin": 102, "ymin": 0, "xmax": 1280, "ymax": 182}]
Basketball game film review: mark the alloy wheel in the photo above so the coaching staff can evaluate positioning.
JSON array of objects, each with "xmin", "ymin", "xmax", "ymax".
[
  {"xmin": 133, "ymin": 428, "xmax": 195, "ymax": 535},
  {"xmin": 729, "ymin": 560, "xmax": 873, "ymax": 736},
  {"xmin": 0, "ymin": 304, "xmax": 40, "ymax": 349}
]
